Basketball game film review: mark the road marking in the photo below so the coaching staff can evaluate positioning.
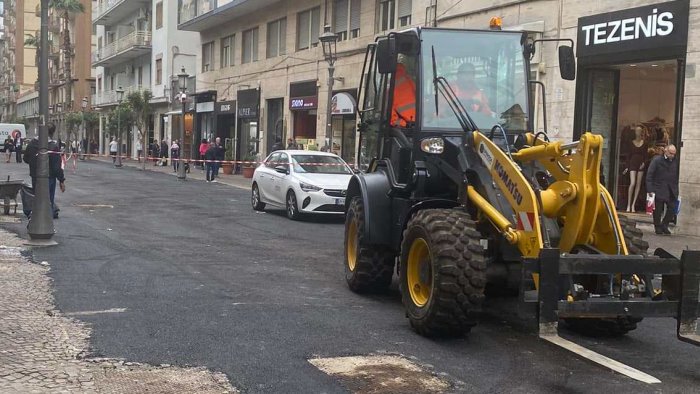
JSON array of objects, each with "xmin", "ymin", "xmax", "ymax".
[
  {"xmin": 309, "ymin": 355, "xmax": 451, "ymax": 393},
  {"xmin": 73, "ymin": 204, "xmax": 114, "ymax": 208},
  {"xmin": 541, "ymin": 334, "xmax": 661, "ymax": 384},
  {"xmin": 64, "ymin": 308, "xmax": 127, "ymax": 316}
]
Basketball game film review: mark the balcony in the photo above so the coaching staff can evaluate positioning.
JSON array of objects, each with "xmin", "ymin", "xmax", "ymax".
[
  {"xmin": 93, "ymin": 85, "xmax": 148, "ymax": 107},
  {"xmin": 93, "ymin": 0, "xmax": 150, "ymax": 26},
  {"xmin": 178, "ymin": 0, "xmax": 279, "ymax": 32},
  {"xmin": 92, "ymin": 30, "xmax": 151, "ymax": 68}
]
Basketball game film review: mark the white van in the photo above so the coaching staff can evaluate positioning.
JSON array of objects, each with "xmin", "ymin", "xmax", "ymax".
[{"xmin": 0, "ymin": 124, "xmax": 27, "ymax": 141}]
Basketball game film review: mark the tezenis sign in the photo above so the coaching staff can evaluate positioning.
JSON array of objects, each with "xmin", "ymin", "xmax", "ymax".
[{"xmin": 577, "ymin": 0, "xmax": 688, "ymax": 58}]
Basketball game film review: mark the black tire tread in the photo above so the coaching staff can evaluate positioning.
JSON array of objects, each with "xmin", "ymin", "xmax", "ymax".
[
  {"xmin": 251, "ymin": 183, "xmax": 266, "ymax": 211},
  {"xmin": 400, "ymin": 209, "xmax": 487, "ymax": 337},
  {"xmin": 344, "ymin": 197, "xmax": 395, "ymax": 293}
]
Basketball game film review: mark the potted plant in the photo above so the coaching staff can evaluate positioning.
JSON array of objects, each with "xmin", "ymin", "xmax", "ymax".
[
  {"xmin": 221, "ymin": 138, "xmax": 234, "ymax": 175},
  {"xmin": 241, "ymin": 153, "xmax": 256, "ymax": 178}
]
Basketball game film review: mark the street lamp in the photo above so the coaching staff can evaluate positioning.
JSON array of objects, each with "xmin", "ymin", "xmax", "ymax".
[
  {"xmin": 177, "ymin": 66, "xmax": 189, "ymax": 180},
  {"xmin": 81, "ymin": 96, "xmax": 88, "ymax": 160},
  {"xmin": 115, "ymin": 86, "xmax": 124, "ymax": 167},
  {"xmin": 319, "ymin": 24, "xmax": 338, "ymax": 155}
]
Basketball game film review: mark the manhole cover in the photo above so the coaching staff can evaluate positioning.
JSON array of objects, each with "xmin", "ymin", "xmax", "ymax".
[{"xmin": 309, "ymin": 355, "xmax": 451, "ymax": 393}]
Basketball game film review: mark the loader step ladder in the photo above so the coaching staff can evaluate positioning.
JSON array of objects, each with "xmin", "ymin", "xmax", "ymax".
[{"xmin": 537, "ymin": 248, "xmax": 700, "ymax": 384}]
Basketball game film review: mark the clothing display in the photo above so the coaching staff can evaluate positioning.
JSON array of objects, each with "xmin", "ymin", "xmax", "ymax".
[{"xmin": 627, "ymin": 141, "xmax": 647, "ymax": 171}]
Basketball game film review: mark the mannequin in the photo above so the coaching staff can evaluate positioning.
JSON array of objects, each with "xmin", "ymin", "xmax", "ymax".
[{"xmin": 624, "ymin": 126, "xmax": 647, "ymax": 212}]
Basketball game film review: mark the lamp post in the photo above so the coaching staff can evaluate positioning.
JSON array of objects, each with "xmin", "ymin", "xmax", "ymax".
[
  {"xmin": 81, "ymin": 96, "xmax": 87, "ymax": 160},
  {"xmin": 177, "ymin": 67, "xmax": 189, "ymax": 180},
  {"xmin": 115, "ymin": 86, "xmax": 124, "ymax": 167},
  {"xmin": 27, "ymin": 0, "xmax": 55, "ymax": 243},
  {"xmin": 319, "ymin": 25, "xmax": 338, "ymax": 154}
]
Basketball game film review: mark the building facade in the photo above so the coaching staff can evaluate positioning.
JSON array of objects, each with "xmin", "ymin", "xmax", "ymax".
[{"xmin": 92, "ymin": 0, "xmax": 199, "ymax": 157}]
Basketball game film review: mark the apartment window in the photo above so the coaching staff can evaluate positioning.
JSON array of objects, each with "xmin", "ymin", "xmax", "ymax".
[
  {"xmin": 242, "ymin": 27, "xmax": 259, "ymax": 64},
  {"xmin": 202, "ymin": 41, "xmax": 214, "ymax": 72},
  {"xmin": 297, "ymin": 7, "xmax": 320, "ymax": 50},
  {"xmin": 266, "ymin": 18, "xmax": 287, "ymax": 58},
  {"xmin": 334, "ymin": 0, "xmax": 361, "ymax": 41},
  {"xmin": 155, "ymin": 59, "xmax": 162, "ymax": 85},
  {"xmin": 378, "ymin": 0, "xmax": 411, "ymax": 32},
  {"xmin": 221, "ymin": 34, "xmax": 234, "ymax": 68},
  {"xmin": 156, "ymin": 2, "xmax": 163, "ymax": 29}
]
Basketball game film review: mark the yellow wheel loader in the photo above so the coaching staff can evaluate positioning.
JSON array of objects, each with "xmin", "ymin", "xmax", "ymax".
[{"xmin": 343, "ymin": 26, "xmax": 699, "ymax": 380}]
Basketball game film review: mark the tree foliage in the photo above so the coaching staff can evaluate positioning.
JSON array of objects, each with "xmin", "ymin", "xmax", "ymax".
[
  {"xmin": 64, "ymin": 112, "xmax": 83, "ymax": 140},
  {"xmin": 105, "ymin": 103, "xmax": 135, "ymax": 138},
  {"xmin": 126, "ymin": 90, "xmax": 153, "ymax": 140}
]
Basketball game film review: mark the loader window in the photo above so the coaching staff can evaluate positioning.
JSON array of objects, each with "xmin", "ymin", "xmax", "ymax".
[{"xmin": 421, "ymin": 30, "xmax": 529, "ymax": 133}]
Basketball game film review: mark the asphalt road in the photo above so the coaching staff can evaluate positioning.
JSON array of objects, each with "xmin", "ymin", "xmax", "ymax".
[{"xmin": 2, "ymin": 160, "xmax": 699, "ymax": 393}]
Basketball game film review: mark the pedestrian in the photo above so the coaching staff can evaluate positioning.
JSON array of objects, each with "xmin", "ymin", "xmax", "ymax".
[
  {"xmin": 199, "ymin": 138, "xmax": 208, "ymax": 170},
  {"xmin": 23, "ymin": 136, "xmax": 39, "ymax": 187},
  {"xmin": 160, "ymin": 139, "xmax": 168, "ymax": 166},
  {"xmin": 150, "ymin": 140, "xmax": 159, "ymax": 165},
  {"xmin": 136, "ymin": 140, "xmax": 143, "ymax": 163},
  {"xmin": 109, "ymin": 137, "xmax": 118, "ymax": 163},
  {"xmin": 4, "ymin": 136, "xmax": 14, "ymax": 162},
  {"xmin": 287, "ymin": 138, "xmax": 298, "ymax": 149},
  {"xmin": 214, "ymin": 137, "xmax": 225, "ymax": 178},
  {"xmin": 646, "ymin": 144, "xmax": 679, "ymax": 235},
  {"xmin": 205, "ymin": 141, "xmax": 217, "ymax": 182},
  {"xmin": 47, "ymin": 124, "xmax": 66, "ymax": 218},
  {"xmin": 171, "ymin": 139, "xmax": 180, "ymax": 172},
  {"xmin": 13, "ymin": 132, "xmax": 23, "ymax": 163},
  {"xmin": 271, "ymin": 138, "xmax": 283, "ymax": 152}
]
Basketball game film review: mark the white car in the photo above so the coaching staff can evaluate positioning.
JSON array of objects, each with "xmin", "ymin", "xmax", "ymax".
[{"xmin": 251, "ymin": 150, "xmax": 354, "ymax": 220}]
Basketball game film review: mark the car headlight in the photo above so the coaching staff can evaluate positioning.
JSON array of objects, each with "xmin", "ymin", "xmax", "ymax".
[
  {"xmin": 299, "ymin": 182, "xmax": 322, "ymax": 192},
  {"xmin": 420, "ymin": 137, "xmax": 445, "ymax": 154}
]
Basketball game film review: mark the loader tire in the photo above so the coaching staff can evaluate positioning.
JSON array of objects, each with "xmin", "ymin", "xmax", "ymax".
[
  {"xmin": 400, "ymin": 209, "xmax": 486, "ymax": 337},
  {"xmin": 344, "ymin": 196, "xmax": 395, "ymax": 293},
  {"xmin": 564, "ymin": 215, "xmax": 648, "ymax": 337},
  {"xmin": 618, "ymin": 215, "xmax": 649, "ymax": 255}
]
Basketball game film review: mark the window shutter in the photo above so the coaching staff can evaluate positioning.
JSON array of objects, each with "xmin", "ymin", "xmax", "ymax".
[
  {"xmin": 252, "ymin": 28, "xmax": 259, "ymax": 61},
  {"xmin": 350, "ymin": 0, "xmax": 361, "ymax": 31},
  {"xmin": 398, "ymin": 0, "xmax": 411, "ymax": 18},
  {"xmin": 298, "ymin": 11, "xmax": 310, "ymax": 48},
  {"xmin": 267, "ymin": 21, "xmax": 279, "ymax": 57},
  {"xmin": 279, "ymin": 19, "xmax": 287, "ymax": 54},
  {"xmin": 334, "ymin": 0, "xmax": 348, "ymax": 33},
  {"xmin": 311, "ymin": 7, "xmax": 321, "ymax": 45}
]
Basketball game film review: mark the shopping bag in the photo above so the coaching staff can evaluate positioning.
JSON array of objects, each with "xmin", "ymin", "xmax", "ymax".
[
  {"xmin": 646, "ymin": 193, "xmax": 655, "ymax": 215},
  {"xmin": 675, "ymin": 196, "xmax": 682, "ymax": 215}
]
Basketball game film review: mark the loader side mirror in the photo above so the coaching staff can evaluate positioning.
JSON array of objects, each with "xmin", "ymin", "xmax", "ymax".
[
  {"xmin": 558, "ymin": 46, "xmax": 576, "ymax": 81},
  {"xmin": 377, "ymin": 36, "xmax": 397, "ymax": 74}
]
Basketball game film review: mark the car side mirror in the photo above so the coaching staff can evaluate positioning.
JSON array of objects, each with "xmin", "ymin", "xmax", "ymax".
[
  {"xmin": 274, "ymin": 165, "xmax": 289, "ymax": 174},
  {"xmin": 558, "ymin": 46, "xmax": 576, "ymax": 81},
  {"xmin": 352, "ymin": 168, "xmax": 360, "ymax": 174}
]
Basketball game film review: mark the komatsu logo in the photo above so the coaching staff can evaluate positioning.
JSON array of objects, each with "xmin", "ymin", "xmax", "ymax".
[{"xmin": 494, "ymin": 160, "xmax": 523, "ymax": 205}]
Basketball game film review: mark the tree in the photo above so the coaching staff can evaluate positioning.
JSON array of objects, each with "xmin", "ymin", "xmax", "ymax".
[
  {"xmin": 49, "ymin": 0, "xmax": 85, "ymax": 110},
  {"xmin": 64, "ymin": 111, "xmax": 83, "ymax": 143},
  {"xmin": 126, "ymin": 90, "xmax": 153, "ymax": 169},
  {"xmin": 106, "ymin": 103, "xmax": 134, "ymax": 146},
  {"xmin": 83, "ymin": 111, "xmax": 99, "ymax": 143}
]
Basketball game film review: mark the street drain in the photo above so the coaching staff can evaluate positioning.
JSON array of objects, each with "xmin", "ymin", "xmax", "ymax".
[{"xmin": 308, "ymin": 355, "xmax": 451, "ymax": 393}]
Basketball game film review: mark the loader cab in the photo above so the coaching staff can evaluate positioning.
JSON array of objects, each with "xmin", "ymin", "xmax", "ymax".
[{"xmin": 356, "ymin": 28, "xmax": 535, "ymax": 180}]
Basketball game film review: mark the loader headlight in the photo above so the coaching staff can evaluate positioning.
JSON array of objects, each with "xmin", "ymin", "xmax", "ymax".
[{"xmin": 420, "ymin": 138, "xmax": 444, "ymax": 154}]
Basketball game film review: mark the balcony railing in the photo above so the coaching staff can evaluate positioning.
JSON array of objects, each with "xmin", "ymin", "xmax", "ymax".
[
  {"xmin": 93, "ymin": 30, "xmax": 151, "ymax": 65},
  {"xmin": 93, "ymin": 85, "xmax": 148, "ymax": 107},
  {"xmin": 93, "ymin": 0, "xmax": 127, "ymax": 21},
  {"xmin": 178, "ymin": 0, "xmax": 216, "ymax": 24}
]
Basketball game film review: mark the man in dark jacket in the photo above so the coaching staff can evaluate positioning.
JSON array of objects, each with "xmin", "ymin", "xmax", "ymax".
[
  {"xmin": 23, "ymin": 123, "xmax": 65, "ymax": 218},
  {"xmin": 213, "ymin": 137, "xmax": 225, "ymax": 178},
  {"xmin": 23, "ymin": 137, "xmax": 39, "ymax": 186},
  {"xmin": 14, "ymin": 133, "xmax": 23, "ymax": 163},
  {"xmin": 204, "ymin": 142, "xmax": 217, "ymax": 182},
  {"xmin": 646, "ymin": 144, "xmax": 678, "ymax": 235}
]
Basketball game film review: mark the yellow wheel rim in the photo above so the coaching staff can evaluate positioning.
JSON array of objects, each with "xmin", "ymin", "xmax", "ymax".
[
  {"xmin": 347, "ymin": 220, "xmax": 358, "ymax": 271},
  {"xmin": 407, "ymin": 237, "xmax": 432, "ymax": 307}
]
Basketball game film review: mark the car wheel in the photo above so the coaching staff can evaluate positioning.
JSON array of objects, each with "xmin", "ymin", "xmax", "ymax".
[
  {"xmin": 251, "ymin": 183, "xmax": 266, "ymax": 211},
  {"xmin": 286, "ymin": 190, "xmax": 301, "ymax": 220}
]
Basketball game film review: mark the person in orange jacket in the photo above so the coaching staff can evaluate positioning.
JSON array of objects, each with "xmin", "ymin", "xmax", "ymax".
[{"xmin": 391, "ymin": 56, "xmax": 417, "ymax": 128}]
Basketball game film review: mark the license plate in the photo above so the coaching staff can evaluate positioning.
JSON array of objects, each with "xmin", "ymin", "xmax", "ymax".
[{"xmin": 335, "ymin": 198, "xmax": 345, "ymax": 205}]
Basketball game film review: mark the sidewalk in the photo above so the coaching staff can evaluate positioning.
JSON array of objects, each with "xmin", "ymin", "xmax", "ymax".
[{"xmin": 87, "ymin": 156, "xmax": 252, "ymax": 190}]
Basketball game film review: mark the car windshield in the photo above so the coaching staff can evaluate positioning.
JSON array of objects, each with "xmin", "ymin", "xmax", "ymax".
[
  {"xmin": 421, "ymin": 30, "xmax": 529, "ymax": 133},
  {"xmin": 292, "ymin": 155, "xmax": 352, "ymax": 174}
]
